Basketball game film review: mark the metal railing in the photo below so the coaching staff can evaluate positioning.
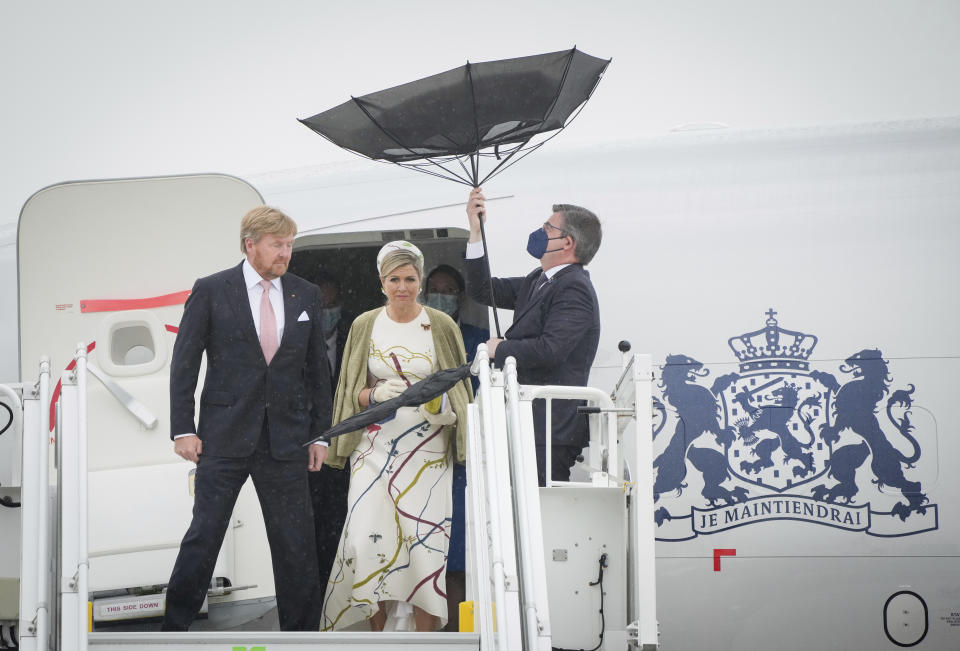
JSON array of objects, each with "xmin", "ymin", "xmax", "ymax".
[
  {"xmin": 15, "ymin": 342, "xmax": 657, "ymax": 649},
  {"xmin": 467, "ymin": 345, "xmax": 521, "ymax": 651},
  {"xmin": 14, "ymin": 357, "xmax": 51, "ymax": 651},
  {"xmin": 468, "ymin": 354, "xmax": 658, "ymax": 651},
  {"xmin": 502, "ymin": 358, "xmax": 552, "ymax": 651},
  {"xmin": 466, "ymin": 349, "xmax": 658, "ymax": 650},
  {"xmin": 57, "ymin": 344, "xmax": 90, "ymax": 651}
]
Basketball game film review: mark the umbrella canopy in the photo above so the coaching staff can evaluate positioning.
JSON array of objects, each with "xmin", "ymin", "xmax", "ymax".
[
  {"xmin": 299, "ymin": 47, "xmax": 610, "ymax": 337},
  {"xmin": 305, "ymin": 363, "xmax": 473, "ymax": 445},
  {"xmin": 299, "ymin": 47, "xmax": 610, "ymax": 187}
]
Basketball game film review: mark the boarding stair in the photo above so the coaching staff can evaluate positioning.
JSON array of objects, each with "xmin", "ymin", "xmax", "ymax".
[{"xmin": 7, "ymin": 344, "xmax": 657, "ymax": 650}]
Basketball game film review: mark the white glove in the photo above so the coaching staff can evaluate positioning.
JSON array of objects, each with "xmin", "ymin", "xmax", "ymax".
[
  {"xmin": 418, "ymin": 401, "xmax": 457, "ymax": 426},
  {"xmin": 371, "ymin": 378, "xmax": 407, "ymax": 403}
]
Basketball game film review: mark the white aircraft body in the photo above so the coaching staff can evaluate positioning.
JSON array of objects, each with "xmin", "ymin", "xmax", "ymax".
[{"xmin": 1, "ymin": 116, "xmax": 958, "ymax": 649}]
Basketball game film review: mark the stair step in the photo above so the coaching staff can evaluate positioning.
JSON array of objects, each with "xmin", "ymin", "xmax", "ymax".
[{"xmin": 89, "ymin": 630, "xmax": 480, "ymax": 649}]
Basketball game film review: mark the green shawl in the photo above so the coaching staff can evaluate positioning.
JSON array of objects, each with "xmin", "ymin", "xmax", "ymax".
[{"xmin": 324, "ymin": 305, "xmax": 473, "ymax": 469}]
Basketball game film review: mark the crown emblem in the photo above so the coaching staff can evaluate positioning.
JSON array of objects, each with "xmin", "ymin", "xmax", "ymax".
[{"xmin": 728, "ymin": 309, "xmax": 818, "ymax": 372}]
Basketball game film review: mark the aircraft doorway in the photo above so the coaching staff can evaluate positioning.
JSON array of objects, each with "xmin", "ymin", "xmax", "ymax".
[{"xmin": 290, "ymin": 226, "xmax": 489, "ymax": 349}]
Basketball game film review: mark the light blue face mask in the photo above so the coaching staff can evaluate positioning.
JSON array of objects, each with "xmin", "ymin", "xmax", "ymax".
[
  {"xmin": 424, "ymin": 293, "xmax": 459, "ymax": 317},
  {"xmin": 319, "ymin": 306, "xmax": 341, "ymax": 334}
]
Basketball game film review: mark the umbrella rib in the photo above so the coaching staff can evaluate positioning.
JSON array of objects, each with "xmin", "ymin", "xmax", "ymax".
[
  {"xmin": 399, "ymin": 152, "xmax": 474, "ymax": 185},
  {"xmin": 455, "ymin": 153, "xmax": 474, "ymax": 182},
  {"xmin": 465, "ymin": 62, "xmax": 483, "ymax": 187},
  {"xmin": 480, "ymin": 140, "xmax": 547, "ymax": 186},
  {"xmin": 537, "ymin": 47, "xmax": 578, "ymax": 132},
  {"xmin": 465, "ymin": 62, "xmax": 504, "ymax": 335},
  {"xmin": 395, "ymin": 161, "xmax": 473, "ymax": 186},
  {"xmin": 479, "ymin": 53, "xmax": 612, "ymax": 186},
  {"xmin": 476, "ymin": 137, "xmax": 534, "ymax": 186},
  {"xmin": 481, "ymin": 103, "xmax": 585, "ymax": 186},
  {"xmin": 298, "ymin": 121, "xmax": 383, "ymax": 164},
  {"xmin": 348, "ymin": 96, "xmax": 471, "ymax": 182}
]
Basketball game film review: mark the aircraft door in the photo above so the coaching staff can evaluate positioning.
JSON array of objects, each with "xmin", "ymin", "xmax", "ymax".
[{"xmin": 17, "ymin": 175, "xmax": 272, "ymax": 610}]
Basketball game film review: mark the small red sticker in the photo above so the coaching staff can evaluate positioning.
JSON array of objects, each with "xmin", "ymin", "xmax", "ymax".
[{"xmin": 713, "ymin": 548, "xmax": 736, "ymax": 571}]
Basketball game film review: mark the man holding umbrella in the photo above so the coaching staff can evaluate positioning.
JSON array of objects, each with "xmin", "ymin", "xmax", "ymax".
[{"xmin": 464, "ymin": 188, "xmax": 602, "ymax": 485}]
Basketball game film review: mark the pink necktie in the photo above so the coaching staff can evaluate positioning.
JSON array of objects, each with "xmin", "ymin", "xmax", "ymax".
[{"xmin": 259, "ymin": 279, "xmax": 278, "ymax": 364}]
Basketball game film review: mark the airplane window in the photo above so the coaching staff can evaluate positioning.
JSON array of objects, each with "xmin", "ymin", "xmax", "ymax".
[
  {"xmin": 96, "ymin": 310, "xmax": 167, "ymax": 377},
  {"xmin": 110, "ymin": 325, "xmax": 156, "ymax": 367}
]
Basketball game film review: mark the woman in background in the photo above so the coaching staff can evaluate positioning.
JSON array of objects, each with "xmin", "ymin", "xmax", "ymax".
[{"xmin": 422, "ymin": 263, "xmax": 489, "ymax": 631}]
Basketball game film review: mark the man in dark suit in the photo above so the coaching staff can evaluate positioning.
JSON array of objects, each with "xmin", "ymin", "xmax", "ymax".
[
  {"xmin": 464, "ymin": 188, "xmax": 602, "ymax": 485},
  {"xmin": 163, "ymin": 206, "xmax": 332, "ymax": 631}
]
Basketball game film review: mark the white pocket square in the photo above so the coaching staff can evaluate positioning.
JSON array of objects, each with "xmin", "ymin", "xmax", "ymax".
[{"xmin": 297, "ymin": 311, "xmax": 309, "ymax": 322}]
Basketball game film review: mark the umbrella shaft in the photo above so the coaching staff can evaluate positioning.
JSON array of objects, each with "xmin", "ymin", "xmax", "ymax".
[{"xmin": 479, "ymin": 217, "xmax": 502, "ymax": 339}]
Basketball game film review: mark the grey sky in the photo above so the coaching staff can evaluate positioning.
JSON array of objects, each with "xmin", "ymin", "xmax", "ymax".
[
  {"xmin": 2, "ymin": 0, "xmax": 959, "ymax": 381},
  {"xmin": 3, "ymin": 0, "xmax": 959, "ymax": 233}
]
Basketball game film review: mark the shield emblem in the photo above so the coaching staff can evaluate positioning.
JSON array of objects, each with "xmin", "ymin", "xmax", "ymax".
[{"xmin": 720, "ymin": 371, "xmax": 832, "ymax": 491}]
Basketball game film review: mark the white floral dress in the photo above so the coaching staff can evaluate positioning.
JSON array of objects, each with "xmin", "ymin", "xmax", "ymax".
[{"xmin": 321, "ymin": 308, "xmax": 452, "ymax": 631}]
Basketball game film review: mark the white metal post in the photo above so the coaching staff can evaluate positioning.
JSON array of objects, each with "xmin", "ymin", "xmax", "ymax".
[
  {"xmin": 59, "ymin": 344, "xmax": 90, "ymax": 651},
  {"xmin": 631, "ymin": 354, "xmax": 658, "ymax": 649},
  {"xmin": 465, "ymin": 404, "xmax": 495, "ymax": 650},
  {"xmin": 467, "ymin": 348, "xmax": 496, "ymax": 649},
  {"xmin": 75, "ymin": 344, "xmax": 89, "ymax": 651},
  {"xmin": 60, "ymin": 380, "xmax": 80, "ymax": 651},
  {"xmin": 472, "ymin": 346, "xmax": 511, "ymax": 651},
  {"xmin": 503, "ymin": 357, "xmax": 552, "ymax": 651},
  {"xmin": 15, "ymin": 380, "xmax": 38, "ymax": 651},
  {"xmin": 544, "ymin": 397, "xmax": 552, "ymax": 488},
  {"xmin": 36, "ymin": 357, "xmax": 51, "ymax": 650}
]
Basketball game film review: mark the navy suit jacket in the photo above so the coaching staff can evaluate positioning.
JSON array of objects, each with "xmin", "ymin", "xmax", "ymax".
[
  {"xmin": 169, "ymin": 262, "xmax": 333, "ymax": 460},
  {"xmin": 465, "ymin": 257, "xmax": 600, "ymax": 447}
]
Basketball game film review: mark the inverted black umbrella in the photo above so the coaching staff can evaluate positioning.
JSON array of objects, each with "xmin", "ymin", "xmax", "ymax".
[
  {"xmin": 299, "ymin": 47, "xmax": 610, "ymax": 336},
  {"xmin": 305, "ymin": 363, "xmax": 472, "ymax": 445}
]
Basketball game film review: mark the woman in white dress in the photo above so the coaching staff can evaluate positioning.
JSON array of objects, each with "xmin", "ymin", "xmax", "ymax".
[{"xmin": 321, "ymin": 241, "xmax": 472, "ymax": 632}]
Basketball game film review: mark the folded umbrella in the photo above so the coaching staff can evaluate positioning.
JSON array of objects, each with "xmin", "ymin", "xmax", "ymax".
[{"xmin": 306, "ymin": 362, "xmax": 473, "ymax": 445}]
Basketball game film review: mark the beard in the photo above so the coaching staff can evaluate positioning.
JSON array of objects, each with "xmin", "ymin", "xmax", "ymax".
[{"xmin": 251, "ymin": 251, "xmax": 287, "ymax": 279}]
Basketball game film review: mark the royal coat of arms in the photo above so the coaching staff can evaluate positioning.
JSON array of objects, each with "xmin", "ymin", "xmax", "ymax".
[{"xmin": 652, "ymin": 309, "xmax": 936, "ymax": 541}]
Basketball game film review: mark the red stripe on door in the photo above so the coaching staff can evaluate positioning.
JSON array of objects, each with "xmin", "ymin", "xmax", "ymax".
[{"xmin": 80, "ymin": 290, "xmax": 191, "ymax": 313}]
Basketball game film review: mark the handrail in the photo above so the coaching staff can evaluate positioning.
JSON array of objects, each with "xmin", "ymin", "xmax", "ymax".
[
  {"xmin": 10, "ymin": 358, "xmax": 52, "ymax": 651},
  {"xmin": 76, "ymin": 343, "xmax": 90, "ymax": 651},
  {"xmin": 86, "ymin": 362, "xmax": 158, "ymax": 429},
  {"xmin": 472, "ymin": 346, "xmax": 510, "ymax": 650},
  {"xmin": 521, "ymin": 385, "xmax": 617, "ymax": 487},
  {"xmin": 466, "ymin": 349, "xmax": 495, "ymax": 650},
  {"xmin": 465, "ymin": 405, "xmax": 494, "ymax": 649},
  {"xmin": 36, "ymin": 357, "xmax": 51, "ymax": 650},
  {"xmin": 503, "ymin": 358, "xmax": 552, "ymax": 651}
]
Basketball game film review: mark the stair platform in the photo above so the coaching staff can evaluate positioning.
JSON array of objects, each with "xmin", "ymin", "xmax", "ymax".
[{"xmin": 89, "ymin": 631, "xmax": 480, "ymax": 649}]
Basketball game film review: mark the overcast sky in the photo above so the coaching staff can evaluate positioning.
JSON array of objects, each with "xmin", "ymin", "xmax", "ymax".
[
  {"xmin": 3, "ymin": 0, "xmax": 959, "ymax": 236},
  {"xmin": 2, "ymin": 0, "xmax": 959, "ymax": 382}
]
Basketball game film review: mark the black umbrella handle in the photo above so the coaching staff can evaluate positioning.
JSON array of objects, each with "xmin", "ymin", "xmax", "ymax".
[{"xmin": 478, "ymin": 215, "xmax": 502, "ymax": 339}]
